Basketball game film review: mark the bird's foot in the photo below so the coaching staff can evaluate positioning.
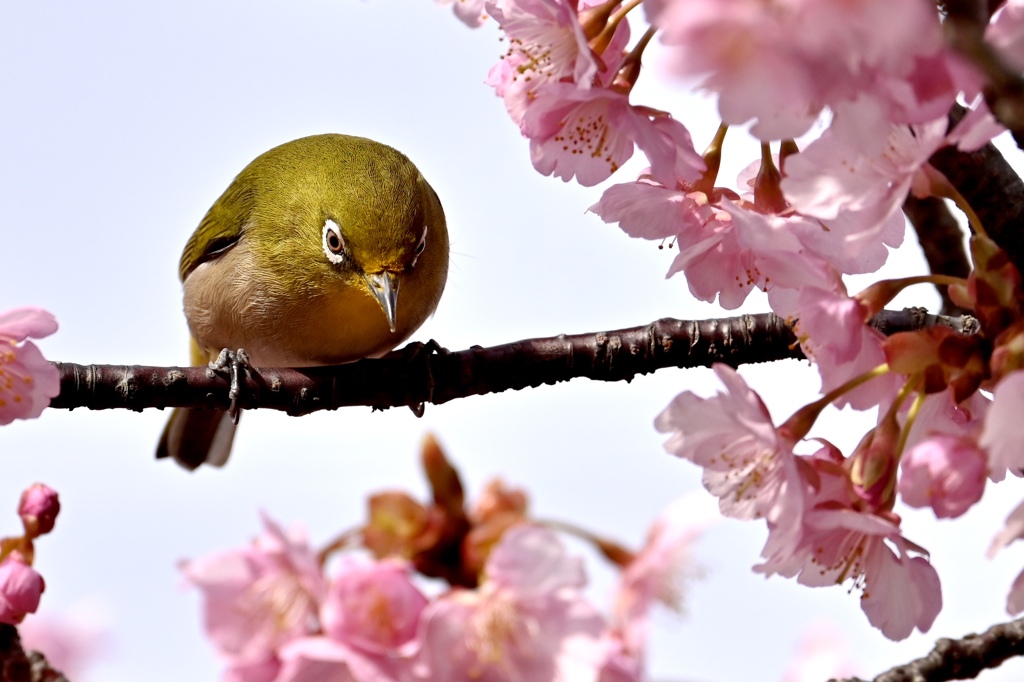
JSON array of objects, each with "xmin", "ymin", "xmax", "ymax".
[
  {"xmin": 208, "ymin": 348, "xmax": 251, "ymax": 423},
  {"xmin": 386, "ymin": 340, "xmax": 448, "ymax": 418}
]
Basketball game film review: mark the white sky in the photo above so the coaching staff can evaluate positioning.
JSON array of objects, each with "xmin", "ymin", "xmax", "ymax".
[{"xmin": 2, "ymin": 1, "xmax": 1024, "ymax": 680}]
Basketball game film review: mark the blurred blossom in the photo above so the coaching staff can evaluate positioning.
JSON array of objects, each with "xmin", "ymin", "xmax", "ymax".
[
  {"xmin": 781, "ymin": 621, "xmax": 857, "ymax": 682},
  {"xmin": 18, "ymin": 607, "xmax": 109, "ymax": 679},
  {"xmin": 181, "ymin": 513, "xmax": 325, "ymax": 670},
  {"xmin": 0, "ymin": 552, "xmax": 44, "ymax": 625},
  {"xmin": 18, "ymin": 483, "xmax": 60, "ymax": 539}
]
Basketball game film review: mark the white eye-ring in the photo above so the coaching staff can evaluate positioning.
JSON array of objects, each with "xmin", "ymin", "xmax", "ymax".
[
  {"xmin": 322, "ymin": 219, "xmax": 346, "ymax": 265},
  {"xmin": 410, "ymin": 225, "xmax": 428, "ymax": 268}
]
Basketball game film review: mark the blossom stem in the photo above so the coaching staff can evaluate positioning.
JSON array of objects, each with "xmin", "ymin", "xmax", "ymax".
[
  {"xmin": 923, "ymin": 162, "xmax": 989, "ymax": 239},
  {"xmin": 755, "ymin": 143, "xmax": 787, "ymax": 213},
  {"xmin": 589, "ymin": 0, "xmax": 642, "ymax": 57},
  {"xmin": 694, "ymin": 123, "xmax": 728, "ymax": 194},
  {"xmin": 536, "ymin": 518, "xmax": 636, "ymax": 566},
  {"xmin": 315, "ymin": 527, "xmax": 362, "ymax": 566},
  {"xmin": 611, "ymin": 25, "xmax": 657, "ymax": 92},
  {"xmin": 782, "ymin": 364, "xmax": 891, "ymax": 440},
  {"xmin": 893, "ymin": 385, "xmax": 926, "ymax": 463}
]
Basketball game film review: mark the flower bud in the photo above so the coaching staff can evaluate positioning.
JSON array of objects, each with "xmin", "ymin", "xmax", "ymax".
[
  {"xmin": 19, "ymin": 484, "xmax": 59, "ymax": 538},
  {"xmin": 0, "ymin": 552, "xmax": 44, "ymax": 624},
  {"xmin": 899, "ymin": 436, "xmax": 986, "ymax": 519}
]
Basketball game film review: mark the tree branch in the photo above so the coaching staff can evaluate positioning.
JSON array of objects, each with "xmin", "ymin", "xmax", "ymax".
[
  {"xmin": 929, "ymin": 105, "xmax": 1024, "ymax": 269},
  {"xmin": 831, "ymin": 615, "xmax": 1024, "ymax": 682},
  {"xmin": 902, "ymin": 195, "xmax": 973, "ymax": 316},
  {"xmin": 48, "ymin": 310, "xmax": 976, "ymax": 414},
  {"xmin": 943, "ymin": 0, "xmax": 1024, "ymax": 148},
  {"xmin": 0, "ymin": 625, "xmax": 68, "ymax": 682}
]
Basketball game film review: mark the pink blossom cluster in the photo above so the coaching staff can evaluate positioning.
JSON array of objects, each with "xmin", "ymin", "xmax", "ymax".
[
  {"xmin": 442, "ymin": 0, "xmax": 1024, "ymax": 637},
  {"xmin": 0, "ymin": 307, "xmax": 60, "ymax": 426},
  {"xmin": 0, "ymin": 483, "xmax": 60, "ymax": 625},
  {"xmin": 184, "ymin": 438, "xmax": 712, "ymax": 681}
]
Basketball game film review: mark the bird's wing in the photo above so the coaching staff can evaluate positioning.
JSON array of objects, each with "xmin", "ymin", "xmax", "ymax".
[{"xmin": 178, "ymin": 182, "xmax": 255, "ymax": 281}]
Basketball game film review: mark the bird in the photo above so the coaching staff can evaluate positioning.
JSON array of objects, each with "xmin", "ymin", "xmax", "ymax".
[{"xmin": 156, "ymin": 134, "xmax": 449, "ymax": 470}]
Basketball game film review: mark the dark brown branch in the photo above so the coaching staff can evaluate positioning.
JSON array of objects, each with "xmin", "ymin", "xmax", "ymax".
[
  {"xmin": 48, "ymin": 310, "xmax": 976, "ymax": 414},
  {"xmin": 0, "ymin": 625, "xmax": 68, "ymax": 682},
  {"xmin": 902, "ymin": 195, "xmax": 972, "ymax": 316},
  {"xmin": 943, "ymin": 0, "xmax": 1024, "ymax": 148},
  {"xmin": 831, "ymin": 616, "xmax": 1024, "ymax": 682},
  {"xmin": 929, "ymin": 106, "xmax": 1024, "ymax": 270}
]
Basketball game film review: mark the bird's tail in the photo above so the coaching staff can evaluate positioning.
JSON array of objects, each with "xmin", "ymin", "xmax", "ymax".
[
  {"xmin": 156, "ymin": 407, "xmax": 237, "ymax": 469},
  {"xmin": 155, "ymin": 337, "xmax": 236, "ymax": 470}
]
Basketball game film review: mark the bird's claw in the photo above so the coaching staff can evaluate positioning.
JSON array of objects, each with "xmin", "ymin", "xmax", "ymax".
[{"xmin": 208, "ymin": 348, "xmax": 251, "ymax": 423}]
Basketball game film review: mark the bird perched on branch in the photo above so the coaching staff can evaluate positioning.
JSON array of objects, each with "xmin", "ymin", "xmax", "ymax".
[{"xmin": 157, "ymin": 134, "xmax": 449, "ymax": 469}]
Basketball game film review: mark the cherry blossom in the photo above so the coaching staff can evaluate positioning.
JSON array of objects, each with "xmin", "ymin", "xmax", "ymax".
[
  {"xmin": 18, "ymin": 483, "xmax": 60, "ymax": 539},
  {"xmin": 789, "ymin": 285, "xmax": 899, "ymax": 410},
  {"xmin": 756, "ymin": 448, "xmax": 941, "ymax": 641},
  {"xmin": 655, "ymin": 364, "xmax": 807, "ymax": 549},
  {"xmin": 181, "ymin": 513, "xmax": 326, "ymax": 670},
  {"xmin": 979, "ymin": 370, "xmax": 1024, "ymax": 482},
  {"xmin": 898, "ymin": 436, "xmax": 987, "ymax": 519},
  {"xmin": 988, "ymin": 498, "xmax": 1024, "ymax": 614},
  {"xmin": 437, "ymin": 0, "xmax": 489, "ymax": 27},
  {"xmin": 781, "ymin": 622, "xmax": 856, "ymax": 682},
  {"xmin": 418, "ymin": 525, "xmax": 607, "ymax": 681},
  {"xmin": 646, "ymin": 0, "xmax": 952, "ymax": 140},
  {"xmin": 0, "ymin": 552, "xmax": 44, "ymax": 625},
  {"xmin": 612, "ymin": 493, "xmax": 716, "ymax": 659},
  {"xmin": 988, "ymin": 0, "xmax": 1024, "ymax": 71},
  {"xmin": 0, "ymin": 307, "xmax": 60, "ymax": 426},
  {"xmin": 781, "ymin": 98, "xmax": 999, "ymax": 272},
  {"xmin": 321, "ymin": 558, "xmax": 426, "ymax": 655}
]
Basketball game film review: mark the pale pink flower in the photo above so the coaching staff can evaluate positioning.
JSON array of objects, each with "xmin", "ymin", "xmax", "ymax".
[
  {"xmin": 437, "ymin": 0, "xmax": 489, "ymax": 27},
  {"xmin": 487, "ymin": 0, "xmax": 600, "ymax": 92},
  {"xmin": 613, "ymin": 493, "xmax": 716, "ymax": 657},
  {"xmin": 782, "ymin": 98, "xmax": 999, "ymax": 274},
  {"xmin": 18, "ymin": 483, "xmax": 60, "ymax": 538},
  {"xmin": 223, "ymin": 657, "xmax": 282, "ymax": 682},
  {"xmin": 0, "ymin": 553, "xmax": 44, "ymax": 625},
  {"xmin": 790, "ymin": 285, "xmax": 900, "ymax": 410},
  {"xmin": 321, "ymin": 558, "xmax": 426, "ymax": 655},
  {"xmin": 277, "ymin": 636, "xmax": 408, "ymax": 682},
  {"xmin": 595, "ymin": 632, "xmax": 643, "ymax": 682},
  {"xmin": 756, "ymin": 450, "xmax": 941, "ymax": 641},
  {"xmin": 901, "ymin": 387, "xmax": 991, "ymax": 453},
  {"xmin": 523, "ymin": 85, "xmax": 704, "ymax": 187},
  {"xmin": 979, "ymin": 371, "xmax": 1024, "ymax": 482},
  {"xmin": 899, "ymin": 436, "xmax": 987, "ymax": 519},
  {"xmin": 0, "ymin": 307, "xmax": 60, "ymax": 426},
  {"xmin": 781, "ymin": 622, "xmax": 857, "ymax": 682},
  {"xmin": 181, "ymin": 513, "xmax": 326, "ymax": 667},
  {"xmin": 17, "ymin": 610, "xmax": 106, "ymax": 679},
  {"xmin": 988, "ymin": 0, "xmax": 1024, "ymax": 71},
  {"xmin": 592, "ymin": 169, "xmax": 836, "ymax": 311},
  {"xmin": 655, "ymin": 365, "xmax": 806, "ymax": 550},
  {"xmin": 645, "ymin": 0, "xmax": 951, "ymax": 140},
  {"xmin": 988, "ymin": 498, "xmax": 1024, "ymax": 614},
  {"xmin": 418, "ymin": 525, "xmax": 607, "ymax": 682}
]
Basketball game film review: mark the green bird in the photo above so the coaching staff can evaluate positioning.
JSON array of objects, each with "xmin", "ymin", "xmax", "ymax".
[{"xmin": 157, "ymin": 134, "xmax": 449, "ymax": 469}]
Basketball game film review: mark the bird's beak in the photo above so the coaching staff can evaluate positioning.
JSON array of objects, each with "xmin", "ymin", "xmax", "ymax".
[{"xmin": 364, "ymin": 271, "xmax": 399, "ymax": 333}]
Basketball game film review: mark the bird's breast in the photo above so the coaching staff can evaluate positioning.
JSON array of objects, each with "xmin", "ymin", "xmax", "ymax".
[{"xmin": 182, "ymin": 242, "xmax": 425, "ymax": 367}]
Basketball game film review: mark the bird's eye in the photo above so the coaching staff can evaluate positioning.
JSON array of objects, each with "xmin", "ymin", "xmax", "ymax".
[
  {"xmin": 410, "ymin": 226, "xmax": 428, "ymax": 267},
  {"xmin": 322, "ymin": 219, "xmax": 346, "ymax": 265}
]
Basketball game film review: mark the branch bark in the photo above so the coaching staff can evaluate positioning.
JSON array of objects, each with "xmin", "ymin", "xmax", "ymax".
[
  {"xmin": 48, "ymin": 310, "xmax": 976, "ymax": 414},
  {"xmin": 832, "ymin": 616, "xmax": 1024, "ymax": 682}
]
